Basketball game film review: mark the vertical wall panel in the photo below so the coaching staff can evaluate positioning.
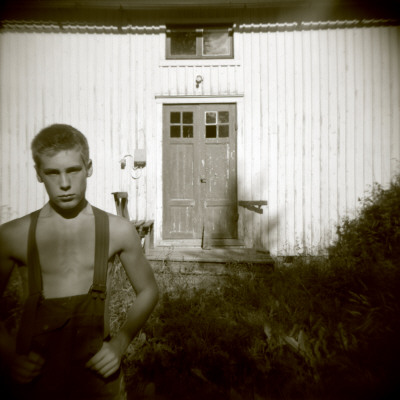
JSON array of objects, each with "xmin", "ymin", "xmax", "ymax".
[
  {"xmin": 387, "ymin": 28, "xmax": 400, "ymax": 179},
  {"xmin": 285, "ymin": 30, "xmax": 296, "ymax": 253},
  {"xmin": 276, "ymin": 31, "xmax": 287, "ymax": 253},
  {"xmin": 344, "ymin": 28, "xmax": 356, "ymax": 219},
  {"xmin": 251, "ymin": 31, "xmax": 262, "ymax": 249},
  {"xmin": 302, "ymin": 29, "xmax": 313, "ymax": 252},
  {"xmin": 337, "ymin": 28, "xmax": 347, "ymax": 220},
  {"xmin": 294, "ymin": 29, "xmax": 304, "ymax": 252},
  {"xmin": 363, "ymin": 28, "xmax": 373, "ymax": 188},
  {"xmin": 266, "ymin": 30, "xmax": 279, "ymax": 255},
  {"xmin": 0, "ymin": 33, "xmax": 8, "ymax": 220},
  {"xmin": 353, "ymin": 28, "xmax": 365, "ymax": 209},
  {"xmin": 328, "ymin": 28, "xmax": 339, "ymax": 243},
  {"xmin": 319, "ymin": 28, "xmax": 329, "ymax": 250},
  {"xmin": 310, "ymin": 29, "xmax": 322, "ymax": 251},
  {"xmin": 242, "ymin": 30, "xmax": 253, "ymax": 247},
  {"xmin": 259, "ymin": 31, "xmax": 269, "ymax": 251},
  {"xmin": 371, "ymin": 29, "xmax": 382, "ymax": 184}
]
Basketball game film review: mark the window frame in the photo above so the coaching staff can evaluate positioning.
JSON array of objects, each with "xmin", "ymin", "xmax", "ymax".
[{"xmin": 166, "ymin": 24, "xmax": 234, "ymax": 60}]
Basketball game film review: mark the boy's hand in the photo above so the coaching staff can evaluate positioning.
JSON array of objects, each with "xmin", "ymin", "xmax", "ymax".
[
  {"xmin": 85, "ymin": 341, "xmax": 121, "ymax": 378},
  {"xmin": 11, "ymin": 351, "xmax": 45, "ymax": 384}
]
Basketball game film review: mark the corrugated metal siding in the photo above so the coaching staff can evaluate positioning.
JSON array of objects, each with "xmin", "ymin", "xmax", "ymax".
[
  {"xmin": 0, "ymin": 28, "xmax": 162, "ymax": 223},
  {"xmin": 239, "ymin": 24, "xmax": 400, "ymax": 254},
  {"xmin": 158, "ymin": 61, "xmax": 243, "ymax": 96},
  {"xmin": 1, "ymin": 21, "xmax": 399, "ymax": 255}
]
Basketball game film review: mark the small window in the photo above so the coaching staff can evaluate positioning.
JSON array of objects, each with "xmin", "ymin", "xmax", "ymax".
[
  {"xmin": 167, "ymin": 25, "xmax": 233, "ymax": 59},
  {"xmin": 170, "ymin": 111, "xmax": 194, "ymax": 138},
  {"xmin": 205, "ymin": 111, "xmax": 230, "ymax": 139}
]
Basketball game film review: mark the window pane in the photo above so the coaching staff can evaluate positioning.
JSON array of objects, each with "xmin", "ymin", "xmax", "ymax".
[
  {"xmin": 170, "ymin": 112, "xmax": 180, "ymax": 123},
  {"xmin": 218, "ymin": 111, "xmax": 229, "ymax": 123},
  {"xmin": 170, "ymin": 31, "xmax": 196, "ymax": 56},
  {"xmin": 219, "ymin": 125, "xmax": 229, "ymax": 138},
  {"xmin": 203, "ymin": 30, "xmax": 230, "ymax": 56},
  {"xmin": 182, "ymin": 112, "xmax": 193, "ymax": 124},
  {"xmin": 206, "ymin": 125, "xmax": 217, "ymax": 138},
  {"xmin": 183, "ymin": 126, "xmax": 193, "ymax": 138},
  {"xmin": 167, "ymin": 25, "xmax": 233, "ymax": 59},
  {"xmin": 170, "ymin": 126, "xmax": 180, "ymax": 138},
  {"xmin": 206, "ymin": 112, "xmax": 216, "ymax": 124}
]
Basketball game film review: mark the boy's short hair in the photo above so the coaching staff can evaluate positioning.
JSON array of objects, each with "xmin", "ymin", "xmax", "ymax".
[{"xmin": 31, "ymin": 124, "xmax": 90, "ymax": 167}]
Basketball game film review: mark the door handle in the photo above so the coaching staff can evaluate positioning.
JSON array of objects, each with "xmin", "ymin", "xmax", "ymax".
[{"xmin": 200, "ymin": 178, "xmax": 207, "ymax": 183}]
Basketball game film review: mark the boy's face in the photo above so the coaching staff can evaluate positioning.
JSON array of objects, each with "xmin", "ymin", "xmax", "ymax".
[{"xmin": 35, "ymin": 148, "xmax": 93, "ymax": 210}]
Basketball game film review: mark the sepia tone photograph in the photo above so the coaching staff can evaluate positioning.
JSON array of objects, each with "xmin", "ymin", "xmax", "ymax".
[{"xmin": 0, "ymin": 1, "xmax": 399, "ymax": 399}]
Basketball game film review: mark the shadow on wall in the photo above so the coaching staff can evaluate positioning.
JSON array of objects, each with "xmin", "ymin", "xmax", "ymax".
[
  {"xmin": 197, "ymin": 205, "xmax": 281, "ymax": 256},
  {"xmin": 253, "ymin": 211, "xmax": 280, "ymax": 254}
]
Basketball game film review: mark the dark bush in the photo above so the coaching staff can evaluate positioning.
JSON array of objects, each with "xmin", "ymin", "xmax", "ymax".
[{"xmin": 329, "ymin": 174, "xmax": 400, "ymax": 268}]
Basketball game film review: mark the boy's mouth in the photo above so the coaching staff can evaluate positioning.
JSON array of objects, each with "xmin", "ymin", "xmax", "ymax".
[{"xmin": 59, "ymin": 194, "xmax": 75, "ymax": 201}]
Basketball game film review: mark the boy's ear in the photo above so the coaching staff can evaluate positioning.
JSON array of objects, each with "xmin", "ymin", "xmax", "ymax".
[
  {"xmin": 35, "ymin": 166, "xmax": 43, "ymax": 183},
  {"xmin": 86, "ymin": 160, "xmax": 93, "ymax": 177}
]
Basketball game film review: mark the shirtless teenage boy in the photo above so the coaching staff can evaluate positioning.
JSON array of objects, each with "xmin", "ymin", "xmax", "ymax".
[{"xmin": 0, "ymin": 124, "xmax": 159, "ymax": 399}]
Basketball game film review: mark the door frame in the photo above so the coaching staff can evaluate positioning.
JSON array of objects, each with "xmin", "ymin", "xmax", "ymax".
[{"xmin": 154, "ymin": 95, "xmax": 244, "ymax": 248}]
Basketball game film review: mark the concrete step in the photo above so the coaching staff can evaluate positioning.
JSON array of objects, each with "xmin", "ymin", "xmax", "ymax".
[
  {"xmin": 147, "ymin": 247, "xmax": 273, "ymax": 263},
  {"xmin": 147, "ymin": 247, "xmax": 275, "ymax": 276}
]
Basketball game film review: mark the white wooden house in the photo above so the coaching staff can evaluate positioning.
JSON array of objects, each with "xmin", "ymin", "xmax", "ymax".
[{"xmin": 1, "ymin": 0, "xmax": 399, "ymax": 256}]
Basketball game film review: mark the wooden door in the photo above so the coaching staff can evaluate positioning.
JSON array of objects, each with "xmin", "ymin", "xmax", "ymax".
[{"xmin": 163, "ymin": 104, "xmax": 237, "ymax": 244}]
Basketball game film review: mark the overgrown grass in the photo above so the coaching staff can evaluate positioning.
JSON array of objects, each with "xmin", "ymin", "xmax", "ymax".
[{"xmin": 112, "ymin": 256, "xmax": 399, "ymax": 400}]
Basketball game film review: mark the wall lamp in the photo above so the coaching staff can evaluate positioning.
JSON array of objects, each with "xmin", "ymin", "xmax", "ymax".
[{"xmin": 196, "ymin": 75, "xmax": 203, "ymax": 88}]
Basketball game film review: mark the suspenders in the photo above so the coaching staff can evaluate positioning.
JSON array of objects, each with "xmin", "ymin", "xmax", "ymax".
[
  {"xmin": 16, "ymin": 210, "xmax": 42, "ymax": 355},
  {"xmin": 16, "ymin": 205, "xmax": 110, "ymax": 355},
  {"xmin": 91, "ymin": 206, "xmax": 110, "ymax": 300},
  {"xmin": 26, "ymin": 210, "xmax": 43, "ymax": 297}
]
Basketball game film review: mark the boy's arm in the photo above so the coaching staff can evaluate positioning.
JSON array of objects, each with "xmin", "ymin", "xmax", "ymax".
[
  {"xmin": 86, "ymin": 219, "xmax": 159, "ymax": 378},
  {"xmin": 0, "ymin": 223, "xmax": 17, "ymax": 297},
  {"xmin": 0, "ymin": 224, "xmax": 18, "ymax": 363},
  {"xmin": 0, "ymin": 221, "xmax": 45, "ymax": 383}
]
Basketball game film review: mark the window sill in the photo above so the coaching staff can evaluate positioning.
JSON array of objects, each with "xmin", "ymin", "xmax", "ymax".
[{"xmin": 159, "ymin": 59, "xmax": 242, "ymax": 67}]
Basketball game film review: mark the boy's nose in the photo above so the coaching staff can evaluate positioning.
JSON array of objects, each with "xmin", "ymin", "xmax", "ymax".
[{"xmin": 60, "ymin": 173, "xmax": 71, "ymax": 190}]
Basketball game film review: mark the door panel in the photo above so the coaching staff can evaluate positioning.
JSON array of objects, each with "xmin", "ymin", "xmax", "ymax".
[
  {"xmin": 202, "ymin": 104, "xmax": 237, "ymax": 239},
  {"xmin": 169, "ymin": 143, "xmax": 195, "ymax": 199},
  {"xmin": 163, "ymin": 106, "xmax": 200, "ymax": 239},
  {"xmin": 163, "ymin": 104, "xmax": 237, "ymax": 242},
  {"xmin": 167, "ymin": 143, "xmax": 197, "ymax": 238}
]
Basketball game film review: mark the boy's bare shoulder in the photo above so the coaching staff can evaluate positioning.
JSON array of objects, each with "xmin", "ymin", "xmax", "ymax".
[
  {"xmin": 0, "ymin": 214, "xmax": 31, "ymax": 261},
  {"xmin": 108, "ymin": 213, "xmax": 136, "ymax": 235},
  {"xmin": 0, "ymin": 214, "xmax": 31, "ymax": 237},
  {"xmin": 107, "ymin": 212, "xmax": 142, "ymax": 249}
]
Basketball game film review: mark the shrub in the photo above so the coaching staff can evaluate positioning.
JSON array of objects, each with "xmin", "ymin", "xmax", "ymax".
[{"xmin": 329, "ymin": 174, "xmax": 400, "ymax": 268}]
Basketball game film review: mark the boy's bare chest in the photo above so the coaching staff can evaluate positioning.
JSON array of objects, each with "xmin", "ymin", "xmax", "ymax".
[{"xmin": 35, "ymin": 217, "xmax": 96, "ymax": 296}]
